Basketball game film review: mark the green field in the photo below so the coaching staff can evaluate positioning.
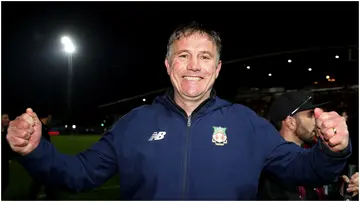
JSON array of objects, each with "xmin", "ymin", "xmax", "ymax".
[{"xmin": 3, "ymin": 135, "xmax": 121, "ymax": 200}]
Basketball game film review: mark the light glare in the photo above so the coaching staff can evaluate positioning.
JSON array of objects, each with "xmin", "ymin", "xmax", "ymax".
[{"xmin": 61, "ymin": 36, "xmax": 75, "ymax": 53}]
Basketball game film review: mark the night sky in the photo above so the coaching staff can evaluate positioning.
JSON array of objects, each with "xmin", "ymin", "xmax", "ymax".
[{"xmin": 2, "ymin": 1, "xmax": 358, "ymax": 125}]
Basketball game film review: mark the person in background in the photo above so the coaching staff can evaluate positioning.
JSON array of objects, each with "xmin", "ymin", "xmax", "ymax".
[
  {"xmin": 1, "ymin": 113, "xmax": 15, "ymax": 196},
  {"xmin": 27, "ymin": 109, "xmax": 58, "ymax": 200},
  {"xmin": 258, "ymin": 91, "xmax": 358, "ymax": 200},
  {"xmin": 342, "ymin": 111, "xmax": 348, "ymax": 122},
  {"xmin": 258, "ymin": 90, "xmax": 329, "ymax": 200}
]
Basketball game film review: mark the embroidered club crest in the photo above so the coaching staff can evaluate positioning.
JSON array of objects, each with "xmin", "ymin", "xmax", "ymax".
[{"xmin": 212, "ymin": 126, "xmax": 228, "ymax": 146}]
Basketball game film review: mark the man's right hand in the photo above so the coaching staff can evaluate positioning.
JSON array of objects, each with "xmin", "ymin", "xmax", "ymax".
[{"xmin": 6, "ymin": 108, "xmax": 42, "ymax": 156}]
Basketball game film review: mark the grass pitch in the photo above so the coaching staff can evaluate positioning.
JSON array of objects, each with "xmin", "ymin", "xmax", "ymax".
[{"xmin": 3, "ymin": 135, "xmax": 120, "ymax": 200}]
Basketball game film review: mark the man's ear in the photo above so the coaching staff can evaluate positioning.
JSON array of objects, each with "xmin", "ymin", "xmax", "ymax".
[
  {"xmin": 165, "ymin": 58, "xmax": 171, "ymax": 75},
  {"xmin": 284, "ymin": 116, "xmax": 297, "ymax": 131},
  {"xmin": 215, "ymin": 60, "xmax": 222, "ymax": 79}
]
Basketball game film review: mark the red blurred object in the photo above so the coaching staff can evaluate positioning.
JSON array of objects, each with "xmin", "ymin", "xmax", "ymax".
[{"xmin": 48, "ymin": 131, "xmax": 59, "ymax": 136}]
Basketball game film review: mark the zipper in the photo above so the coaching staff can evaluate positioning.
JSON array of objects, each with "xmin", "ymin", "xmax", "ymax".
[
  {"xmin": 162, "ymin": 92, "xmax": 216, "ymax": 199},
  {"xmin": 163, "ymin": 97, "xmax": 192, "ymax": 199},
  {"xmin": 182, "ymin": 115, "xmax": 192, "ymax": 199}
]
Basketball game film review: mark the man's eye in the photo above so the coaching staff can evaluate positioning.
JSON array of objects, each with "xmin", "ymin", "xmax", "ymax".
[
  {"xmin": 201, "ymin": 56, "xmax": 210, "ymax": 60},
  {"xmin": 179, "ymin": 55, "xmax": 188, "ymax": 58}
]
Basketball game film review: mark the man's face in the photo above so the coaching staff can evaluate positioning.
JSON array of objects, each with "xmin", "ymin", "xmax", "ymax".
[
  {"xmin": 2, "ymin": 114, "xmax": 10, "ymax": 127},
  {"xmin": 42, "ymin": 115, "xmax": 52, "ymax": 125},
  {"xmin": 47, "ymin": 115, "xmax": 52, "ymax": 125},
  {"xmin": 342, "ymin": 111, "xmax": 348, "ymax": 122},
  {"xmin": 165, "ymin": 32, "xmax": 222, "ymax": 101},
  {"xmin": 294, "ymin": 109, "xmax": 317, "ymax": 144}
]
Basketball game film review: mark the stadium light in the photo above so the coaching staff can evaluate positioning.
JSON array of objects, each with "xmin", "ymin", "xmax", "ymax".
[
  {"xmin": 61, "ymin": 36, "xmax": 75, "ymax": 53},
  {"xmin": 101, "ymin": 123, "xmax": 104, "ymax": 127},
  {"xmin": 65, "ymin": 125, "xmax": 67, "ymax": 128},
  {"xmin": 142, "ymin": 98, "xmax": 146, "ymax": 102},
  {"xmin": 308, "ymin": 68, "xmax": 312, "ymax": 71},
  {"xmin": 335, "ymin": 55, "xmax": 339, "ymax": 59},
  {"xmin": 326, "ymin": 75, "xmax": 330, "ymax": 79},
  {"xmin": 61, "ymin": 36, "xmax": 71, "ymax": 45},
  {"xmin": 61, "ymin": 36, "xmax": 76, "ymax": 122},
  {"xmin": 268, "ymin": 73, "xmax": 272, "ymax": 77},
  {"xmin": 72, "ymin": 125, "xmax": 76, "ymax": 129},
  {"xmin": 246, "ymin": 66, "xmax": 250, "ymax": 69},
  {"xmin": 288, "ymin": 59, "xmax": 292, "ymax": 63}
]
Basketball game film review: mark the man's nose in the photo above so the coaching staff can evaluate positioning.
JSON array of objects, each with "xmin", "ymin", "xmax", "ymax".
[{"xmin": 187, "ymin": 58, "xmax": 201, "ymax": 71}]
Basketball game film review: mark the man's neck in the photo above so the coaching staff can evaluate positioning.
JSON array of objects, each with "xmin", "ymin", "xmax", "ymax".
[{"xmin": 173, "ymin": 90, "xmax": 212, "ymax": 117}]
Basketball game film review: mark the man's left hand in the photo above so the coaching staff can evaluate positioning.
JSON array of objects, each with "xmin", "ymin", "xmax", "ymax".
[
  {"xmin": 341, "ymin": 172, "xmax": 359, "ymax": 197},
  {"xmin": 314, "ymin": 108, "xmax": 349, "ymax": 152}
]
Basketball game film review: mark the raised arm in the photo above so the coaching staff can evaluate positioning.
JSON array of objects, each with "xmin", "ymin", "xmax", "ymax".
[
  {"xmin": 7, "ymin": 108, "xmax": 118, "ymax": 193},
  {"xmin": 252, "ymin": 109, "xmax": 351, "ymax": 185}
]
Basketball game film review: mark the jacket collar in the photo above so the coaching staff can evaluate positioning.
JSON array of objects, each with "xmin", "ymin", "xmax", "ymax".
[{"xmin": 155, "ymin": 88, "xmax": 230, "ymax": 118}]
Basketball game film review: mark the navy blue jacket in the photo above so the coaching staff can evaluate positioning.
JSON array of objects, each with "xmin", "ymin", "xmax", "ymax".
[{"xmin": 18, "ymin": 90, "xmax": 350, "ymax": 200}]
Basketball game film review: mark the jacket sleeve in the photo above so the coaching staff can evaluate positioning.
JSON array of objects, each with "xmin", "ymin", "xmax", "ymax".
[
  {"xmin": 17, "ymin": 130, "xmax": 118, "ymax": 193},
  {"xmin": 252, "ymin": 116, "xmax": 351, "ymax": 186}
]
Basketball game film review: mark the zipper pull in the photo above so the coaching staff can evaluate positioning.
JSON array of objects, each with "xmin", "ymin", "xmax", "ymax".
[{"xmin": 187, "ymin": 116, "xmax": 191, "ymax": 127}]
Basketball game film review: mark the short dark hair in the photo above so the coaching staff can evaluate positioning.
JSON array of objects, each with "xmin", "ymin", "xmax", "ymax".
[{"xmin": 166, "ymin": 21, "xmax": 222, "ymax": 61}]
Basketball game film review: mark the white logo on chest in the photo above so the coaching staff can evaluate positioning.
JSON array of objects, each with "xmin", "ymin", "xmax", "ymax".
[{"xmin": 149, "ymin": 131, "xmax": 166, "ymax": 141}]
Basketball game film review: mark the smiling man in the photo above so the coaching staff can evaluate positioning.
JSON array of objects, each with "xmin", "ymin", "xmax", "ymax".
[
  {"xmin": 6, "ymin": 22, "xmax": 352, "ymax": 200},
  {"xmin": 165, "ymin": 27, "xmax": 221, "ymax": 116}
]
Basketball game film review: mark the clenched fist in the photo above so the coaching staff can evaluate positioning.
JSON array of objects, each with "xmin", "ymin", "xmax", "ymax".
[
  {"xmin": 314, "ymin": 108, "xmax": 349, "ymax": 152},
  {"xmin": 6, "ymin": 108, "xmax": 42, "ymax": 155}
]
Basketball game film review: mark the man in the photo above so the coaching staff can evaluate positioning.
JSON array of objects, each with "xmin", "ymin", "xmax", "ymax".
[
  {"xmin": 342, "ymin": 111, "xmax": 348, "ymax": 122},
  {"xmin": 6, "ymin": 22, "xmax": 351, "ymax": 200},
  {"xmin": 257, "ymin": 91, "xmax": 357, "ymax": 200},
  {"xmin": 1, "ymin": 113, "xmax": 14, "ymax": 196},
  {"xmin": 2, "ymin": 113, "xmax": 10, "ymax": 130}
]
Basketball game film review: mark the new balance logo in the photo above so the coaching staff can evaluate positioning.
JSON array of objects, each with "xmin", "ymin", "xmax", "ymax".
[{"xmin": 149, "ymin": 131, "xmax": 166, "ymax": 141}]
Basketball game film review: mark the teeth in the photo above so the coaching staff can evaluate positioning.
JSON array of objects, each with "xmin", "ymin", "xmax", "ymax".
[{"xmin": 184, "ymin": 76, "xmax": 201, "ymax": 81}]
